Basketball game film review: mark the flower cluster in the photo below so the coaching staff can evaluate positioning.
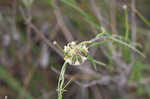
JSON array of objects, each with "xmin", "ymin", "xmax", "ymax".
[{"xmin": 64, "ymin": 41, "xmax": 89, "ymax": 65}]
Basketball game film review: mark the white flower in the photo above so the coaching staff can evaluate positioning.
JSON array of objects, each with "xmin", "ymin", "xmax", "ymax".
[
  {"xmin": 81, "ymin": 56, "xmax": 87, "ymax": 62},
  {"xmin": 63, "ymin": 41, "xmax": 89, "ymax": 65},
  {"xmin": 75, "ymin": 60, "xmax": 80, "ymax": 65},
  {"xmin": 123, "ymin": 5, "xmax": 127, "ymax": 9}
]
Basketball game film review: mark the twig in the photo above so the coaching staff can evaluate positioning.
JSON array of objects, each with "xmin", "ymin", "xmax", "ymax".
[
  {"xmin": 110, "ymin": 0, "xmax": 118, "ymax": 34},
  {"xmin": 89, "ymin": 0, "xmax": 109, "ymax": 28},
  {"xmin": 19, "ymin": 6, "xmax": 64, "ymax": 58},
  {"xmin": 51, "ymin": 0, "xmax": 74, "ymax": 42},
  {"xmin": 127, "ymin": 0, "xmax": 137, "ymax": 75}
]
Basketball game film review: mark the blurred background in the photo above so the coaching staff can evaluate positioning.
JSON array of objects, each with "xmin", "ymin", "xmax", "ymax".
[{"xmin": 0, "ymin": 0, "xmax": 150, "ymax": 99}]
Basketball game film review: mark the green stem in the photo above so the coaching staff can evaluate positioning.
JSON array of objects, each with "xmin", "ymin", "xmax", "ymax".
[
  {"xmin": 124, "ymin": 7, "xmax": 129, "ymax": 41},
  {"xmin": 58, "ymin": 61, "xmax": 68, "ymax": 99}
]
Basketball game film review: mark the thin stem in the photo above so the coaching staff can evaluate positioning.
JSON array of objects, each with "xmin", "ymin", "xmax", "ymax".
[
  {"xmin": 53, "ymin": 41, "xmax": 65, "ymax": 54},
  {"xmin": 57, "ymin": 61, "xmax": 68, "ymax": 99},
  {"xmin": 88, "ymin": 41, "xmax": 107, "ymax": 48},
  {"xmin": 124, "ymin": 7, "xmax": 129, "ymax": 41}
]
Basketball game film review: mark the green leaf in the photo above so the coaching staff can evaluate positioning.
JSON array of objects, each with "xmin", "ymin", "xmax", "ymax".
[
  {"xmin": 87, "ymin": 56, "xmax": 106, "ymax": 70},
  {"xmin": 109, "ymin": 36, "xmax": 145, "ymax": 58},
  {"xmin": 135, "ymin": 9, "xmax": 150, "ymax": 28},
  {"xmin": 92, "ymin": 59, "xmax": 106, "ymax": 66}
]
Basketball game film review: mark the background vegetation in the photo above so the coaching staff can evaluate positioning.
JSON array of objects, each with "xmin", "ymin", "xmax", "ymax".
[{"xmin": 0, "ymin": 0, "xmax": 150, "ymax": 99}]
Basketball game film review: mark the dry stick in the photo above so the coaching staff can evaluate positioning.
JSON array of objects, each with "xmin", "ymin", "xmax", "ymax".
[
  {"xmin": 50, "ymin": 23, "xmax": 60, "ymax": 41},
  {"xmin": 131, "ymin": 0, "xmax": 137, "ymax": 43},
  {"xmin": 129, "ymin": 0, "xmax": 137, "ymax": 73},
  {"xmin": 110, "ymin": 0, "xmax": 118, "ymax": 34},
  {"xmin": 24, "ymin": 7, "xmax": 33, "ymax": 94},
  {"xmin": 20, "ymin": 6, "xmax": 62, "ymax": 57},
  {"xmin": 26, "ymin": 9, "xmax": 32, "ymax": 59},
  {"xmin": 20, "ymin": 6, "xmax": 64, "ymax": 59},
  {"xmin": 11, "ymin": 0, "xmax": 19, "ymax": 41},
  {"xmin": 89, "ymin": 0, "xmax": 109, "ymax": 28},
  {"xmin": 51, "ymin": 0, "xmax": 74, "ymax": 42},
  {"xmin": 18, "ymin": 6, "xmax": 35, "ymax": 99},
  {"xmin": 30, "ymin": 23, "xmax": 64, "ymax": 58}
]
